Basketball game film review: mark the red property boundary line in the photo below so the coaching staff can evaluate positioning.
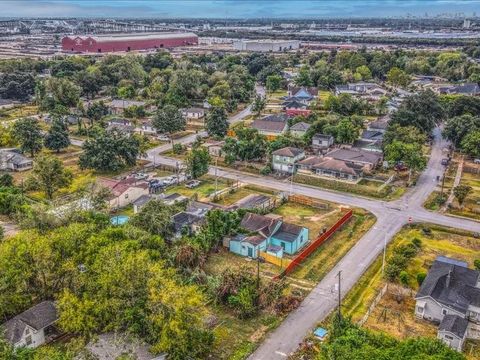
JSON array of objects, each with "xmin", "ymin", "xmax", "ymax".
[{"xmin": 276, "ymin": 209, "xmax": 353, "ymax": 279}]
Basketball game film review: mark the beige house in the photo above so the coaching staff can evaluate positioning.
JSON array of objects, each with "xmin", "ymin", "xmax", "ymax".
[{"xmin": 99, "ymin": 178, "xmax": 149, "ymax": 210}]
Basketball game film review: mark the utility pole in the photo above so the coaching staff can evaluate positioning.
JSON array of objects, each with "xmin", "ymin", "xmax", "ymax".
[
  {"xmin": 382, "ymin": 233, "xmax": 387, "ymax": 275},
  {"xmin": 337, "ymin": 270, "xmax": 342, "ymax": 318}
]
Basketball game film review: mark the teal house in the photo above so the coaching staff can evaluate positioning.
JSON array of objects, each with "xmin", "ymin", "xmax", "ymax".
[{"xmin": 229, "ymin": 213, "xmax": 309, "ymax": 259}]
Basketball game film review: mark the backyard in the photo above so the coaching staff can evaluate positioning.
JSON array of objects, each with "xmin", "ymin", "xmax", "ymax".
[
  {"xmin": 341, "ymin": 224, "xmax": 480, "ymax": 359},
  {"xmin": 165, "ymin": 175, "xmax": 230, "ymax": 200},
  {"xmin": 204, "ymin": 196, "xmax": 377, "ymax": 359}
]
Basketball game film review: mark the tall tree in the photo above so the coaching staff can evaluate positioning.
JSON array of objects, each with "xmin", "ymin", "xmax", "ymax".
[
  {"xmin": 79, "ymin": 129, "xmax": 140, "ymax": 172},
  {"xmin": 12, "ymin": 117, "xmax": 43, "ymax": 157},
  {"xmin": 185, "ymin": 146, "xmax": 211, "ymax": 179},
  {"xmin": 391, "ymin": 90, "xmax": 444, "ymax": 134},
  {"xmin": 29, "ymin": 153, "xmax": 72, "ymax": 199},
  {"xmin": 266, "ymin": 74, "xmax": 283, "ymax": 92},
  {"xmin": 205, "ymin": 106, "xmax": 229, "ymax": 137},
  {"xmin": 44, "ymin": 118, "xmax": 70, "ymax": 153},
  {"xmin": 461, "ymin": 130, "xmax": 480, "ymax": 158},
  {"xmin": 152, "ymin": 105, "xmax": 186, "ymax": 134},
  {"xmin": 443, "ymin": 114, "xmax": 480, "ymax": 147},
  {"xmin": 453, "ymin": 185, "xmax": 472, "ymax": 207}
]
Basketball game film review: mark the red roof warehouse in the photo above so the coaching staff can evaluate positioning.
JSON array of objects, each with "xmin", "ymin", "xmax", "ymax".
[{"xmin": 62, "ymin": 32, "xmax": 198, "ymax": 53}]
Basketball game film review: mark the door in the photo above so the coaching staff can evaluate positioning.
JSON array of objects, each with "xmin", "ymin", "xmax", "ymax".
[{"xmin": 247, "ymin": 247, "xmax": 253, "ymax": 257}]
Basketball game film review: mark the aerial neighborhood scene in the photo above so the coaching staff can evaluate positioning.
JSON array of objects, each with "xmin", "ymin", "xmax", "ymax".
[{"xmin": 1, "ymin": 0, "xmax": 480, "ymax": 359}]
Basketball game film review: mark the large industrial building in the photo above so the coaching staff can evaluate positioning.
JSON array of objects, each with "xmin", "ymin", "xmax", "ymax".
[
  {"xmin": 233, "ymin": 39, "xmax": 300, "ymax": 52},
  {"xmin": 62, "ymin": 32, "xmax": 198, "ymax": 53}
]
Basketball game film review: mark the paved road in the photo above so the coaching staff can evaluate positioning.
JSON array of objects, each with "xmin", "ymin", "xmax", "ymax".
[{"xmin": 152, "ymin": 127, "xmax": 480, "ymax": 359}]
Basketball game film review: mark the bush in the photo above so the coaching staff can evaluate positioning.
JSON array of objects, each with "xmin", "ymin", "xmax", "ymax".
[
  {"xmin": 474, "ymin": 259, "xmax": 480, "ymax": 271},
  {"xmin": 172, "ymin": 143, "xmax": 184, "ymax": 154},
  {"xmin": 411, "ymin": 238, "xmax": 422, "ymax": 248},
  {"xmin": 399, "ymin": 271, "xmax": 409, "ymax": 286},
  {"xmin": 260, "ymin": 164, "xmax": 272, "ymax": 175},
  {"xmin": 416, "ymin": 272, "xmax": 427, "ymax": 286}
]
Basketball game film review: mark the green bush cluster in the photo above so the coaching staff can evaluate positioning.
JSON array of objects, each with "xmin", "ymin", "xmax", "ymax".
[{"xmin": 384, "ymin": 239, "xmax": 421, "ymax": 283}]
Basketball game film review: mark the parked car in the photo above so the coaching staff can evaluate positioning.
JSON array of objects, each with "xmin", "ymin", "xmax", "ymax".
[
  {"xmin": 394, "ymin": 162, "xmax": 408, "ymax": 172},
  {"xmin": 441, "ymin": 158, "xmax": 450, "ymax": 166},
  {"xmin": 158, "ymin": 134, "xmax": 170, "ymax": 141},
  {"xmin": 474, "ymin": 158, "xmax": 480, "ymax": 164},
  {"xmin": 185, "ymin": 180, "xmax": 201, "ymax": 189},
  {"xmin": 133, "ymin": 172, "xmax": 148, "ymax": 180}
]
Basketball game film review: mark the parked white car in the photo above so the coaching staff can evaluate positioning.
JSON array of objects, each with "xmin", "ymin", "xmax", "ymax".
[{"xmin": 158, "ymin": 134, "xmax": 170, "ymax": 141}]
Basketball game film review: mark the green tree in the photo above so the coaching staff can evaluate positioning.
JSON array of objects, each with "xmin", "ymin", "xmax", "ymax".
[
  {"xmin": 355, "ymin": 65, "xmax": 372, "ymax": 81},
  {"xmin": 12, "ymin": 117, "xmax": 43, "ymax": 157},
  {"xmin": 44, "ymin": 118, "xmax": 70, "ymax": 153},
  {"xmin": 385, "ymin": 141, "xmax": 427, "ymax": 173},
  {"xmin": 185, "ymin": 146, "xmax": 211, "ymax": 179},
  {"xmin": 28, "ymin": 153, "xmax": 72, "ymax": 199},
  {"xmin": 461, "ymin": 130, "xmax": 480, "ymax": 158},
  {"xmin": 152, "ymin": 105, "xmax": 186, "ymax": 135},
  {"xmin": 266, "ymin": 74, "xmax": 282, "ymax": 92},
  {"xmin": 130, "ymin": 199, "xmax": 178, "ymax": 239},
  {"xmin": 391, "ymin": 90, "xmax": 444, "ymax": 134},
  {"xmin": 294, "ymin": 66, "xmax": 313, "ymax": 86},
  {"xmin": 383, "ymin": 124, "xmax": 427, "ymax": 146},
  {"xmin": 79, "ymin": 129, "xmax": 140, "ymax": 172},
  {"xmin": 85, "ymin": 101, "xmax": 109, "ymax": 127},
  {"xmin": 386, "ymin": 67, "xmax": 411, "ymax": 87},
  {"xmin": 251, "ymin": 94, "xmax": 266, "ymax": 116},
  {"xmin": 474, "ymin": 259, "xmax": 480, "ymax": 271},
  {"xmin": 205, "ymin": 106, "xmax": 229, "ymax": 137},
  {"xmin": 443, "ymin": 114, "xmax": 480, "ymax": 147},
  {"xmin": 335, "ymin": 118, "xmax": 359, "ymax": 144},
  {"xmin": 453, "ymin": 185, "xmax": 472, "ymax": 207}
]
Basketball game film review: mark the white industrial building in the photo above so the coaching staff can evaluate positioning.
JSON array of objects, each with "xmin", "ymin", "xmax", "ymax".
[{"xmin": 233, "ymin": 39, "xmax": 300, "ymax": 52}]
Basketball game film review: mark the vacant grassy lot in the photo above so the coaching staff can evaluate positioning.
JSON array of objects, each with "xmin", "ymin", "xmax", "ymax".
[
  {"xmin": 342, "ymin": 224, "xmax": 480, "ymax": 359},
  {"xmin": 165, "ymin": 176, "xmax": 229, "ymax": 200},
  {"xmin": 448, "ymin": 171, "xmax": 480, "ymax": 220},
  {"xmin": 213, "ymin": 185, "xmax": 274, "ymax": 206},
  {"xmin": 294, "ymin": 173, "xmax": 405, "ymax": 200}
]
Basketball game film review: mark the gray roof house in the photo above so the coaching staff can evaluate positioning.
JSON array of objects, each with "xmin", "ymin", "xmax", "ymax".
[
  {"xmin": 289, "ymin": 122, "xmax": 311, "ymax": 137},
  {"xmin": 0, "ymin": 149, "xmax": 33, "ymax": 172},
  {"xmin": 298, "ymin": 156, "xmax": 363, "ymax": 182},
  {"xmin": 251, "ymin": 114, "xmax": 288, "ymax": 137},
  {"xmin": 415, "ymin": 257, "xmax": 480, "ymax": 352},
  {"xmin": 312, "ymin": 134, "xmax": 334, "ymax": 152},
  {"xmin": 272, "ymin": 147, "xmax": 306, "ymax": 174},
  {"xmin": 325, "ymin": 148, "xmax": 382, "ymax": 170},
  {"xmin": 2, "ymin": 301, "xmax": 58, "ymax": 349},
  {"xmin": 438, "ymin": 83, "xmax": 480, "ymax": 96}
]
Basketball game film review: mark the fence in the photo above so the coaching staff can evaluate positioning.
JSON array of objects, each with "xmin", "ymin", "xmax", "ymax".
[
  {"xmin": 464, "ymin": 165, "xmax": 480, "ymax": 175},
  {"xmin": 357, "ymin": 284, "xmax": 388, "ymax": 326},
  {"xmin": 259, "ymin": 251, "xmax": 292, "ymax": 268},
  {"xmin": 276, "ymin": 209, "xmax": 353, "ymax": 278},
  {"xmin": 288, "ymin": 194, "xmax": 330, "ymax": 210}
]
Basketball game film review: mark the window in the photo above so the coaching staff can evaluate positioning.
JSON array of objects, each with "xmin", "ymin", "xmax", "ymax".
[
  {"xmin": 416, "ymin": 306, "xmax": 424, "ymax": 313},
  {"xmin": 25, "ymin": 336, "xmax": 32, "ymax": 345},
  {"xmin": 444, "ymin": 335, "xmax": 454, "ymax": 340},
  {"xmin": 442, "ymin": 309, "xmax": 448, "ymax": 315},
  {"xmin": 280, "ymin": 242, "xmax": 285, "ymax": 250},
  {"xmin": 125, "ymin": 193, "xmax": 129, "ymax": 199}
]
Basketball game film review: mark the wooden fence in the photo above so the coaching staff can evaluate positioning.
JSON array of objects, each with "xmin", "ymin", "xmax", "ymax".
[
  {"xmin": 288, "ymin": 194, "xmax": 330, "ymax": 210},
  {"xmin": 276, "ymin": 209, "xmax": 353, "ymax": 278},
  {"xmin": 259, "ymin": 251, "xmax": 292, "ymax": 268}
]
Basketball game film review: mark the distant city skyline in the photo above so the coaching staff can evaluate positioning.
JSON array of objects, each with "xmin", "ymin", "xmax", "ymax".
[{"xmin": 1, "ymin": 0, "xmax": 480, "ymax": 19}]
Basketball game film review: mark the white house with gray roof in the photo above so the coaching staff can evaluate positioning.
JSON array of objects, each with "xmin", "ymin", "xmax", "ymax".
[
  {"xmin": 2, "ymin": 301, "xmax": 58, "ymax": 349},
  {"xmin": 0, "ymin": 149, "xmax": 33, "ymax": 172},
  {"xmin": 415, "ymin": 256, "xmax": 480, "ymax": 351},
  {"xmin": 272, "ymin": 147, "xmax": 305, "ymax": 174}
]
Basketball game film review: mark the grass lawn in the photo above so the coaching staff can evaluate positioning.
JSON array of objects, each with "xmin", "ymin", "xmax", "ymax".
[
  {"xmin": 0, "ymin": 104, "xmax": 39, "ymax": 121},
  {"xmin": 341, "ymin": 224, "xmax": 480, "ymax": 359},
  {"xmin": 165, "ymin": 176, "xmax": 229, "ymax": 200},
  {"xmin": 213, "ymin": 186, "xmax": 274, "ymax": 206},
  {"xmin": 294, "ymin": 173, "xmax": 405, "ymax": 200},
  {"xmin": 448, "ymin": 171, "xmax": 480, "ymax": 221}
]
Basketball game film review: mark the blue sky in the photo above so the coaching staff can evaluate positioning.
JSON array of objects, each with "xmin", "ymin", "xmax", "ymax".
[{"xmin": 1, "ymin": 0, "xmax": 479, "ymax": 18}]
